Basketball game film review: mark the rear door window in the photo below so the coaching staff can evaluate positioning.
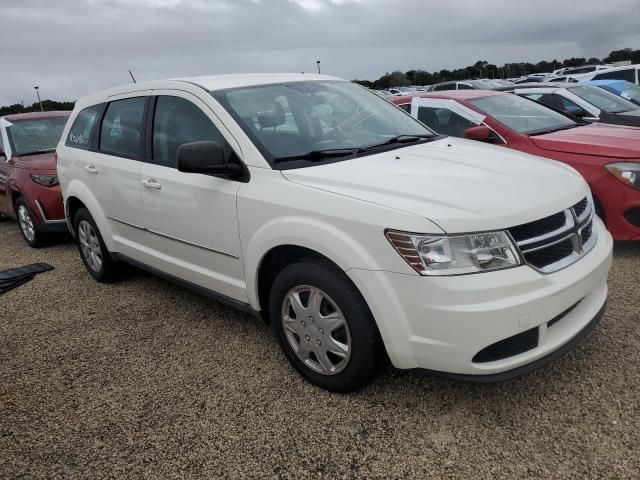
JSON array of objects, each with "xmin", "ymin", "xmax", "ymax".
[
  {"xmin": 67, "ymin": 104, "xmax": 102, "ymax": 149},
  {"xmin": 152, "ymin": 96, "xmax": 229, "ymax": 168},
  {"xmin": 99, "ymin": 97, "xmax": 146, "ymax": 158}
]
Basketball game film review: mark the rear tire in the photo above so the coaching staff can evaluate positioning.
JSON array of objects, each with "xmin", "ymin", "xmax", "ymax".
[
  {"xmin": 73, "ymin": 208, "xmax": 120, "ymax": 283},
  {"xmin": 269, "ymin": 259, "xmax": 385, "ymax": 393},
  {"xmin": 15, "ymin": 197, "xmax": 44, "ymax": 248}
]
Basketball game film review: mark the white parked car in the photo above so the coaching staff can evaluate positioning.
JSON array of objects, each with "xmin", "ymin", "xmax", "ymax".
[
  {"xmin": 510, "ymin": 83, "xmax": 640, "ymax": 126},
  {"xmin": 56, "ymin": 74, "xmax": 612, "ymax": 392},
  {"xmin": 585, "ymin": 64, "xmax": 640, "ymax": 85}
]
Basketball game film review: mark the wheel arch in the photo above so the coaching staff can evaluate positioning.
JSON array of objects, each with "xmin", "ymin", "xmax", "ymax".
[
  {"xmin": 256, "ymin": 244, "xmax": 342, "ymax": 324},
  {"xmin": 244, "ymin": 216, "xmax": 382, "ymax": 313},
  {"xmin": 62, "ymin": 180, "xmax": 114, "ymax": 249},
  {"xmin": 10, "ymin": 184, "xmax": 26, "ymax": 212}
]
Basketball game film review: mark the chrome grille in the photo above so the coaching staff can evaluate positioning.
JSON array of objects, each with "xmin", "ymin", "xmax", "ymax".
[{"xmin": 508, "ymin": 196, "xmax": 596, "ymax": 274}]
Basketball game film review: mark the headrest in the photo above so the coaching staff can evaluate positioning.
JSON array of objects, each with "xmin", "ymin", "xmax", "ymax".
[
  {"xmin": 119, "ymin": 110, "xmax": 140, "ymax": 129},
  {"xmin": 258, "ymin": 102, "xmax": 286, "ymax": 129}
]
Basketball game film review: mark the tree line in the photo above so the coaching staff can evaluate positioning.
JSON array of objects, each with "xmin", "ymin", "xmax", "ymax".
[
  {"xmin": 1, "ymin": 48, "xmax": 638, "ymax": 111},
  {"xmin": 354, "ymin": 48, "xmax": 640, "ymax": 89},
  {"xmin": 0, "ymin": 99, "xmax": 75, "ymax": 117}
]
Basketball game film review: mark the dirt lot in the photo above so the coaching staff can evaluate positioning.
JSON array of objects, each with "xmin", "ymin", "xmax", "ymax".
[{"xmin": 1, "ymin": 220, "xmax": 639, "ymax": 479}]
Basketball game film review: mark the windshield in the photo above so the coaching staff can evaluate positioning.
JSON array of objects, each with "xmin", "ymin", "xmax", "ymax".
[
  {"xmin": 469, "ymin": 94, "xmax": 577, "ymax": 135},
  {"xmin": 213, "ymin": 80, "xmax": 436, "ymax": 167},
  {"xmin": 568, "ymin": 85, "xmax": 636, "ymax": 114},
  {"xmin": 6, "ymin": 116, "xmax": 69, "ymax": 156}
]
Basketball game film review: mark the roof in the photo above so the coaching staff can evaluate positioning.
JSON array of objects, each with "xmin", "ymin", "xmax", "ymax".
[
  {"xmin": 390, "ymin": 90, "xmax": 505, "ymax": 104},
  {"xmin": 590, "ymin": 64, "xmax": 638, "ymax": 73},
  {"xmin": 2, "ymin": 110, "xmax": 71, "ymax": 122},
  {"xmin": 495, "ymin": 82, "xmax": 577, "ymax": 91},
  {"xmin": 177, "ymin": 73, "xmax": 342, "ymax": 91},
  {"xmin": 71, "ymin": 73, "xmax": 346, "ymax": 112}
]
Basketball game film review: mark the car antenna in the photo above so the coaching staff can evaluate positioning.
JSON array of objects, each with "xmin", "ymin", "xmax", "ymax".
[{"xmin": 129, "ymin": 70, "xmax": 137, "ymax": 83}]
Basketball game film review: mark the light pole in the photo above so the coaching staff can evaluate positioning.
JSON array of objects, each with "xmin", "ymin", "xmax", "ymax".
[
  {"xmin": 316, "ymin": 60, "xmax": 321, "ymax": 74},
  {"xmin": 34, "ymin": 86, "xmax": 43, "ymax": 111}
]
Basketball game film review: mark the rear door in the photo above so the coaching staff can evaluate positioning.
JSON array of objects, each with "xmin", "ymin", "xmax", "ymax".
[
  {"xmin": 73, "ymin": 93, "xmax": 150, "ymax": 255},
  {"xmin": 137, "ymin": 91, "xmax": 246, "ymax": 302}
]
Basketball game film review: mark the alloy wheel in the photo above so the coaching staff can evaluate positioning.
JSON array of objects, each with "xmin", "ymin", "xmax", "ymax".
[
  {"xmin": 78, "ymin": 220, "xmax": 103, "ymax": 272},
  {"xmin": 17, "ymin": 204, "xmax": 36, "ymax": 242},
  {"xmin": 281, "ymin": 285, "xmax": 352, "ymax": 375}
]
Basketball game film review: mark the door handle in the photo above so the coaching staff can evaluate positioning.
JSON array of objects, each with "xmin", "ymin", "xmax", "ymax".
[
  {"xmin": 85, "ymin": 165, "xmax": 98, "ymax": 174},
  {"xmin": 141, "ymin": 179, "xmax": 162, "ymax": 190}
]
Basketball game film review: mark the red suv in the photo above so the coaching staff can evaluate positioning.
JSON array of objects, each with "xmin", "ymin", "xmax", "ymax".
[
  {"xmin": 0, "ymin": 111, "xmax": 70, "ymax": 246},
  {"xmin": 392, "ymin": 91, "xmax": 640, "ymax": 241}
]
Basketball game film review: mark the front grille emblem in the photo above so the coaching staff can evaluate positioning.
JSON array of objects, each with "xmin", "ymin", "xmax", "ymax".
[{"xmin": 508, "ymin": 197, "xmax": 596, "ymax": 274}]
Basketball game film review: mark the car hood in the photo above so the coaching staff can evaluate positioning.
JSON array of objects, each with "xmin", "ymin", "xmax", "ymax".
[
  {"xmin": 12, "ymin": 151, "xmax": 57, "ymax": 171},
  {"xmin": 281, "ymin": 137, "xmax": 587, "ymax": 233},
  {"xmin": 529, "ymin": 123, "xmax": 640, "ymax": 159}
]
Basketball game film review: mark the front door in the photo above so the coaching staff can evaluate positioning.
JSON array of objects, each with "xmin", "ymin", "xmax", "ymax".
[{"xmin": 137, "ymin": 91, "xmax": 246, "ymax": 302}]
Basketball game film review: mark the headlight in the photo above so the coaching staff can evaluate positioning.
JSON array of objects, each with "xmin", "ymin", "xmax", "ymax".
[
  {"xmin": 386, "ymin": 230, "xmax": 521, "ymax": 276},
  {"xmin": 605, "ymin": 162, "xmax": 640, "ymax": 190},
  {"xmin": 30, "ymin": 174, "xmax": 59, "ymax": 187}
]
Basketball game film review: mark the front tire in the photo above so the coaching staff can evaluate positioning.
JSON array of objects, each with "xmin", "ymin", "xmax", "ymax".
[
  {"xmin": 269, "ymin": 260, "xmax": 385, "ymax": 393},
  {"xmin": 15, "ymin": 197, "xmax": 43, "ymax": 248},
  {"xmin": 73, "ymin": 208, "xmax": 120, "ymax": 283}
]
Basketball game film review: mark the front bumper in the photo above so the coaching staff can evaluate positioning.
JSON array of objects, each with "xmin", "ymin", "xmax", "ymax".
[{"xmin": 348, "ymin": 217, "xmax": 613, "ymax": 377}]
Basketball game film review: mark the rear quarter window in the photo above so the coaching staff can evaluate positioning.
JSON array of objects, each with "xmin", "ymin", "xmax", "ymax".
[
  {"xmin": 66, "ymin": 105, "xmax": 102, "ymax": 149},
  {"xmin": 67, "ymin": 105, "xmax": 102, "ymax": 149}
]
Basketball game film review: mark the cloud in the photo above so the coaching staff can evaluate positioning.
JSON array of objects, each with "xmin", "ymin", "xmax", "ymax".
[{"xmin": 1, "ymin": 0, "xmax": 638, "ymax": 105}]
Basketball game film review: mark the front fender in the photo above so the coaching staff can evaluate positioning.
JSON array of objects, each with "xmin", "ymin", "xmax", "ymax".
[{"xmin": 243, "ymin": 215, "xmax": 383, "ymax": 310}]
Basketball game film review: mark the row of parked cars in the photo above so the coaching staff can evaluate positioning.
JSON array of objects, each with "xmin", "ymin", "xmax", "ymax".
[
  {"xmin": 0, "ymin": 70, "xmax": 636, "ymax": 392},
  {"xmin": 377, "ymin": 63, "xmax": 640, "ymax": 96}
]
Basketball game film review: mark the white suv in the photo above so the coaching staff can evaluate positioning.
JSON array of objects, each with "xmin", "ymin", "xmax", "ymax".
[{"xmin": 56, "ymin": 74, "xmax": 613, "ymax": 392}]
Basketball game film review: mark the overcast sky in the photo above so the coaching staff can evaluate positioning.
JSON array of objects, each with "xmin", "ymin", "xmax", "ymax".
[{"xmin": 1, "ymin": 0, "xmax": 639, "ymax": 105}]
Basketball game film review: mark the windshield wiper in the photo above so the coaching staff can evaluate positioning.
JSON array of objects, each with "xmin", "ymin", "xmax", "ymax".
[
  {"xmin": 527, "ymin": 124, "xmax": 580, "ymax": 136},
  {"xmin": 273, "ymin": 135, "xmax": 437, "ymax": 163},
  {"xmin": 16, "ymin": 148, "xmax": 56, "ymax": 157},
  {"xmin": 273, "ymin": 148, "xmax": 364, "ymax": 163},
  {"xmin": 363, "ymin": 134, "xmax": 435, "ymax": 152}
]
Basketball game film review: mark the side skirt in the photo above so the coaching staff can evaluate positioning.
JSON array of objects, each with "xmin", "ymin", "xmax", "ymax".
[{"xmin": 111, "ymin": 252, "xmax": 260, "ymax": 318}]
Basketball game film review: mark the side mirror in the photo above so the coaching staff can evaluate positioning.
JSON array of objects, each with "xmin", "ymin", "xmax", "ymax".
[
  {"xmin": 464, "ymin": 125, "xmax": 499, "ymax": 143},
  {"xmin": 177, "ymin": 141, "xmax": 243, "ymax": 178}
]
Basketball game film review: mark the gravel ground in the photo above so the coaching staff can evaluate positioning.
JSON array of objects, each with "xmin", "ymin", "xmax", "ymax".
[{"xmin": 1, "ymin": 220, "xmax": 639, "ymax": 479}]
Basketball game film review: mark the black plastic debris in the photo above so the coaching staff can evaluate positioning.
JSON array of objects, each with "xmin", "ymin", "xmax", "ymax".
[{"xmin": 0, "ymin": 263, "xmax": 54, "ymax": 294}]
